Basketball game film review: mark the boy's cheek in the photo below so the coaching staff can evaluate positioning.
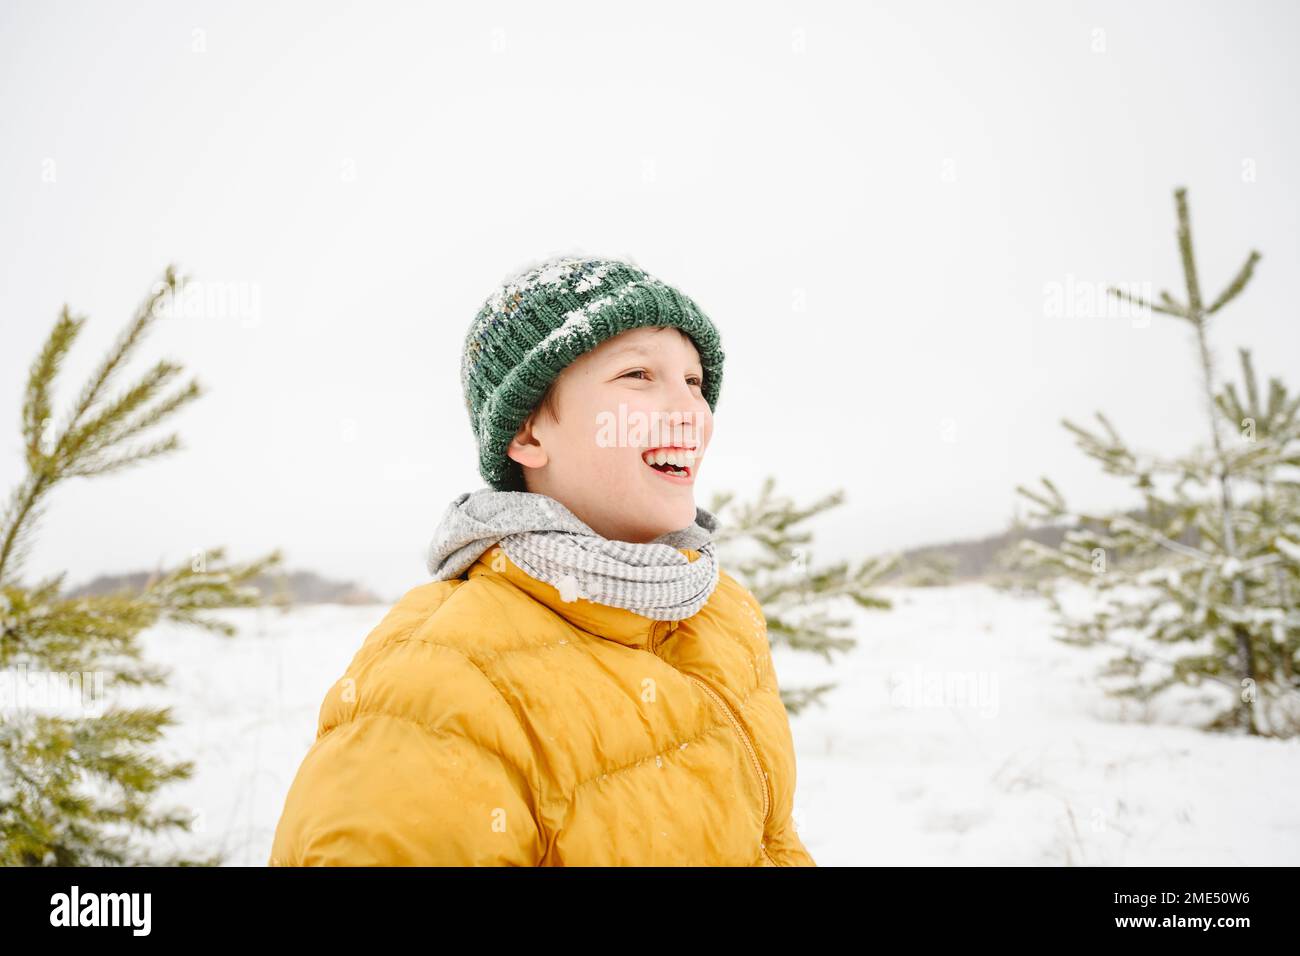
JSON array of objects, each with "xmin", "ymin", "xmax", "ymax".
[{"xmin": 589, "ymin": 443, "xmax": 640, "ymax": 479}]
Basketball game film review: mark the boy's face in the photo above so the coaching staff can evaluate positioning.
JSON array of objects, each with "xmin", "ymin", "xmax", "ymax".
[{"xmin": 506, "ymin": 325, "xmax": 713, "ymax": 543}]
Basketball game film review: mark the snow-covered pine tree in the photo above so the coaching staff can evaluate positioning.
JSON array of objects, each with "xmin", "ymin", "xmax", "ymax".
[
  {"xmin": 1015, "ymin": 188, "xmax": 1300, "ymax": 737},
  {"xmin": 707, "ymin": 475, "xmax": 898, "ymax": 715},
  {"xmin": 0, "ymin": 266, "xmax": 282, "ymax": 864}
]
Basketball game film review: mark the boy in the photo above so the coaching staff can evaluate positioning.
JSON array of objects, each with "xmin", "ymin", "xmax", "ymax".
[{"xmin": 268, "ymin": 255, "xmax": 815, "ymax": 866}]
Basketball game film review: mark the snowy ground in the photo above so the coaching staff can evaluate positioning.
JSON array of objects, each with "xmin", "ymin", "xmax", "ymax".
[{"xmin": 115, "ymin": 583, "xmax": 1300, "ymax": 866}]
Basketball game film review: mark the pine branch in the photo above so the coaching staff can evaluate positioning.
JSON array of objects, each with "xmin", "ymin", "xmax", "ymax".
[
  {"xmin": 1206, "ymin": 251, "xmax": 1262, "ymax": 315},
  {"xmin": 1108, "ymin": 514, "xmax": 1214, "ymax": 564},
  {"xmin": 21, "ymin": 306, "xmax": 85, "ymax": 469},
  {"xmin": 0, "ymin": 479, "xmax": 50, "ymax": 587},
  {"xmin": 1014, "ymin": 476, "xmax": 1068, "ymax": 521},
  {"xmin": 65, "ymin": 434, "xmax": 183, "ymax": 479},
  {"xmin": 1107, "ymin": 286, "xmax": 1185, "ymax": 318},
  {"xmin": 60, "ymin": 359, "xmax": 187, "ymax": 462},
  {"xmin": 1158, "ymin": 289, "xmax": 1187, "ymax": 319},
  {"xmin": 143, "ymin": 545, "xmax": 285, "ymax": 636},
  {"xmin": 97, "ymin": 377, "xmax": 202, "ymax": 451},
  {"xmin": 779, "ymin": 682, "xmax": 839, "ymax": 717},
  {"xmin": 54, "ymin": 266, "xmax": 183, "ymax": 458},
  {"xmin": 1265, "ymin": 377, "xmax": 1285, "ymax": 424},
  {"xmin": 1174, "ymin": 186, "xmax": 1204, "ymax": 317}
]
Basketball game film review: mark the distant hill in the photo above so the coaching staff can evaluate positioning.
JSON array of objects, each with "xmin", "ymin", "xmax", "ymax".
[
  {"xmin": 64, "ymin": 568, "xmax": 385, "ymax": 606},
  {"xmin": 881, "ymin": 507, "xmax": 1199, "ymax": 586},
  {"xmin": 882, "ymin": 522, "xmax": 1068, "ymax": 586}
]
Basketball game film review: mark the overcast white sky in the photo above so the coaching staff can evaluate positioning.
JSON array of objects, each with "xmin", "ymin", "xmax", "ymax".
[{"xmin": 2, "ymin": 0, "xmax": 1297, "ymax": 600}]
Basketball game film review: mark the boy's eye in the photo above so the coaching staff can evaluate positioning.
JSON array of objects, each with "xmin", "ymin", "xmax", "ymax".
[{"xmin": 621, "ymin": 369, "xmax": 705, "ymax": 388}]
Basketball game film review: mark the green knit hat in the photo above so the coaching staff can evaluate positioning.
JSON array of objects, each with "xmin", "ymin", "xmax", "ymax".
[{"xmin": 460, "ymin": 255, "xmax": 725, "ymax": 491}]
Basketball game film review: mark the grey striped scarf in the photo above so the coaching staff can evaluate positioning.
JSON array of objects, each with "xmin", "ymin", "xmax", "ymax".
[{"xmin": 425, "ymin": 488, "xmax": 721, "ymax": 621}]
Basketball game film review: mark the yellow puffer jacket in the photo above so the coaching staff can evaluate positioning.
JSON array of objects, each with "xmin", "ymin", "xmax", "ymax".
[{"xmin": 269, "ymin": 544, "xmax": 815, "ymax": 866}]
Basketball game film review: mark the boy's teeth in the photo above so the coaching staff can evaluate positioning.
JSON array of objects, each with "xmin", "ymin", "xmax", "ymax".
[{"xmin": 643, "ymin": 448, "xmax": 696, "ymax": 468}]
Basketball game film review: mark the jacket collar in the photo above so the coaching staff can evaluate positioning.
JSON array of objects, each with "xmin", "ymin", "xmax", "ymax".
[{"xmin": 464, "ymin": 545, "xmax": 702, "ymax": 651}]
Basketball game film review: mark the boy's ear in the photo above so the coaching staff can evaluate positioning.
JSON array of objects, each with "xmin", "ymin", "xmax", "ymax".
[{"xmin": 506, "ymin": 412, "xmax": 549, "ymax": 470}]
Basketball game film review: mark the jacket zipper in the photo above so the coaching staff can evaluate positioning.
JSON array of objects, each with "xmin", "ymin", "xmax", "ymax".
[
  {"xmin": 650, "ymin": 619, "xmax": 771, "ymax": 827},
  {"xmin": 687, "ymin": 674, "xmax": 771, "ymax": 827}
]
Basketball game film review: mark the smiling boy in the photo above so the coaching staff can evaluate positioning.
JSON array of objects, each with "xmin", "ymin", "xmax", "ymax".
[
  {"xmin": 269, "ymin": 255, "xmax": 815, "ymax": 866},
  {"xmin": 508, "ymin": 323, "xmax": 711, "ymax": 543}
]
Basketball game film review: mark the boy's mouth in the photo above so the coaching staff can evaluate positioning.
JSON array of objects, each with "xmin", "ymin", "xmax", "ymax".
[{"xmin": 640, "ymin": 446, "xmax": 698, "ymax": 481}]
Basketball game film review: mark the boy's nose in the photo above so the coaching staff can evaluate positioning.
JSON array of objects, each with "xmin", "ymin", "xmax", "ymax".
[{"xmin": 657, "ymin": 408, "xmax": 704, "ymax": 447}]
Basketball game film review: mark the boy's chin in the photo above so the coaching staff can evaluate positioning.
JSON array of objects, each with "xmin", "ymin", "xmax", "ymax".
[{"xmin": 636, "ymin": 490, "xmax": 697, "ymax": 531}]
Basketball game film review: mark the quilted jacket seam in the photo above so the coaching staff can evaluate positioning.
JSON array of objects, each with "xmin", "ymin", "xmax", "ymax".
[
  {"xmin": 325, "ymin": 640, "xmax": 554, "ymax": 849},
  {"xmin": 346, "ymin": 587, "xmax": 454, "ymax": 674},
  {"xmin": 568, "ymin": 674, "xmax": 766, "ymax": 796}
]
